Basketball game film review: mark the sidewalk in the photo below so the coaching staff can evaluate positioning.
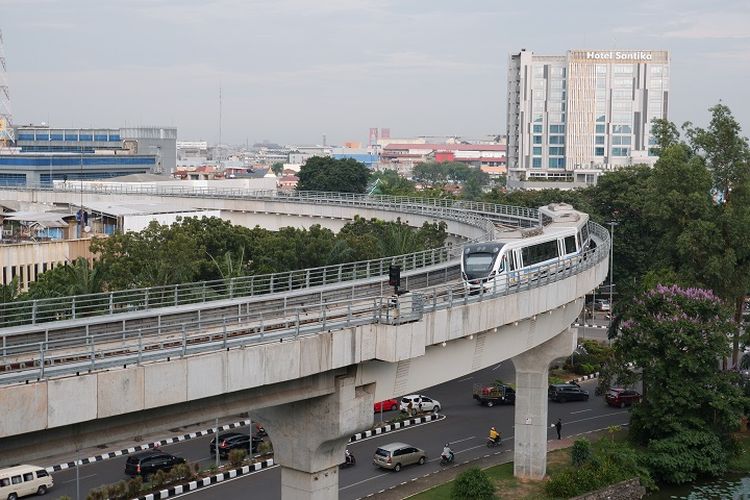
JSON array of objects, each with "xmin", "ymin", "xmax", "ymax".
[{"xmin": 366, "ymin": 429, "xmax": 612, "ymax": 500}]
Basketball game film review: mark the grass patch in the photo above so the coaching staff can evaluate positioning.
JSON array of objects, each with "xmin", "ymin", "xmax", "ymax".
[
  {"xmin": 410, "ymin": 451, "xmax": 569, "ymax": 500},
  {"xmin": 410, "ymin": 428, "xmax": 631, "ymax": 500}
]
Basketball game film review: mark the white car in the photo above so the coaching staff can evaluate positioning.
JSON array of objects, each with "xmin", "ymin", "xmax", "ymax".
[{"xmin": 400, "ymin": 394, "xmax": 441, "ymax": 414}]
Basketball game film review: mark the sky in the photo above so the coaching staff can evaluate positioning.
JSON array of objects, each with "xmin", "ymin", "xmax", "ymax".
[{"xmin": 1, "ymin": 0, "xmax": 749, "ymax": 146}]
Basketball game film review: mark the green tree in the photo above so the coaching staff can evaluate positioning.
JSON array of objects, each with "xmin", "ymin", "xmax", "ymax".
[
  {"xmin": 650, "ymin": 117, "xmax": 681, "ymax": 155},
  {"xmin": 451, "ymin": 467, "xmax": 495, "ymax": 499},
  {"xmin": 368, "ymin": 169, "xmax": 416, "ymax": 196},
  {"xmin": 683, "ymin": 104, "xmax": 750, "ymax": 366},
  {"xmin": 271, "ymin": 161, "xmax": 284, "ymax": 176},
  {"xmin": 684, "ymin": 103, "xmax": 750, "ymax": 203},
  {"xmin": 609, "ymin": 284, "xmax": 747, "ymax": 483},
  {"xmin": 297, "ymin": 156, "xmax": 370, "ymax": 193},
  {"xmin": 91, "ymin": 221, "xmax": 202, "ymax": 289},
  {"xmin": 61, "ymin": 257, "xmax": 107, "ymax": 296},
  {"xmin": 0, "ymin": 276, "xmax": 18, "ymax": 303}
]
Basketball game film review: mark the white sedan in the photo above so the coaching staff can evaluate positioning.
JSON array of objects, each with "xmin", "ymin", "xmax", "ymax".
[{"xmin": 399, "ymin": 394, "xmax": 441, "ymax": 414}]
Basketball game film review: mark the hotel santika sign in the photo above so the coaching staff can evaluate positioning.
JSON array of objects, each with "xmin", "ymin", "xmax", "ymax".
[{"xmin": 571, "ymin": 50, "xmax": 669, "ymax": 63}]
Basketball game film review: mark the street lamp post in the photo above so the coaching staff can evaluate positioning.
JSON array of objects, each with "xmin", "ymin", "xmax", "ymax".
[{"xmin": 608, "ymin": 221, "xmax": 618, "ymax": 325}]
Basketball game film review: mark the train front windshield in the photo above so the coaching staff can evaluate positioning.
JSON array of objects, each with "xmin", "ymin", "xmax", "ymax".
[{"xmin": 463, "ymin": 252, "xmax": 497, "ymax": 280}]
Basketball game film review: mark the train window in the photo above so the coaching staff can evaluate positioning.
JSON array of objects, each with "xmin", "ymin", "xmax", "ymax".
[
  {"xmin": 521, "ymin": 240, "xmax": 559, "ymax": 266},
  {"xmin": 464, "ymin": 253, "xmax": 495, "ymax": 277},
  {"xmin": 564, "ymin": 235, "xmax": 577, "ymax": 254},
  {"xmin": 581, "ymin": 224, "xmax": 590, "ymax": 244}
]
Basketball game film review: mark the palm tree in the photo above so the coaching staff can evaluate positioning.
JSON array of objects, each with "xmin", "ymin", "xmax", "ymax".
[{"xmin": 62, "ymin": 257, "xmax": 106, "ymax": 296}]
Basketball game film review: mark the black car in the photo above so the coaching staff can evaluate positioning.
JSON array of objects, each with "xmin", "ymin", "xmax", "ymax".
[
  {"xmin": 549, "ymin": 384, "xmax": 589, "ymax": 402},
  {"xmin": 209, "ymin": 432, "xmax": 262, "ymax": 458},
  {"xmin": 124, "ymin": 450, "xmax": 185, "ymax": 478}
]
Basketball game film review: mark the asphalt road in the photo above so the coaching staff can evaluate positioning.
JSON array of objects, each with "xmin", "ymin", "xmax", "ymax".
[
  {"xmin": 151, "ymin": 364, "xmax": 628, "ymax": 500},
  {"xmin": 46, "ymin": 325, "xmax": 625, "ymax": 499}
]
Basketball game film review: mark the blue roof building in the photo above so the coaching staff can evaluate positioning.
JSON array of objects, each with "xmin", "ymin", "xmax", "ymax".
[{"xmin": 0, "ymin": 125, "xmax": 176, "ymax": 186}]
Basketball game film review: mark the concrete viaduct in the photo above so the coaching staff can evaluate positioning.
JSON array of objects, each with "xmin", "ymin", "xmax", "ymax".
[{"xmin": 0, "ymin": 186, "xmax": 609, "ymax": 499}]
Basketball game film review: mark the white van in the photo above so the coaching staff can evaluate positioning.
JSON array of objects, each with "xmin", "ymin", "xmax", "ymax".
[{"xmin": 0, "ymin": 465, "xmax": 53, "ymax": 499}]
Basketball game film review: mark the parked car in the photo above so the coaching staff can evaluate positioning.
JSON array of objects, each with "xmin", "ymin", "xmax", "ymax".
[
  {"xmin": 209, "ymin": 432, "xmax": 262, "ymax": 458},
  {"xmin": 594, "ymin": 299, "xmax": 611, "ymax": 312},
  {"xmin": 0, "ymin": 465, "xmax": 54, "ymax": 499},
  {"xmin": 374, "ymin": 399, "xmax": 400, "ymax": 412},
  {"xmin": 605, "ymin": 388, "xmax": 642, "ymax": 408},
  {"xmin": 472, "ymin": 382, "xmax": 516, "ymax": 406},
  {"xmin": 125, "ymin": 450, "xmax": 185, "ymax": 478},
  {"xmin": 399, "ymin": 394, "xmax": 441, "ymax": 414},
  {"xmin": 373, "ymin": 442, "xmax": 427, "ymax": 472},
  {"xmin": 549, "ymin": 384, "xmax": 590, "ymax": 402}
]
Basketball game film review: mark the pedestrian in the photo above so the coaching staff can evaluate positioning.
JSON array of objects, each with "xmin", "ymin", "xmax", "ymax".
[{"xmin": 555, "ymin": 418, "xmax": 562, "ymax": 440}]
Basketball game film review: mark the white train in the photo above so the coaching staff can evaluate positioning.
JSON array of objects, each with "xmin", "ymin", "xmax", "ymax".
[{"xmin": 461, "ymin": 203, "xmax": 592, "ymax": 293}]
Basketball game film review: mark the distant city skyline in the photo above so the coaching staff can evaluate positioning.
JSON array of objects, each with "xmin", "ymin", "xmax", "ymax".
[{"xmin": 1, "ymin": 0, "xmax": 748, "ymax": 145}]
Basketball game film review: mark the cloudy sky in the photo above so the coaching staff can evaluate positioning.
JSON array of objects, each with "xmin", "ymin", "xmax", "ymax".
[{"xmin": 1, "ymin": 0, "xmax": 748, "ymax": 145}]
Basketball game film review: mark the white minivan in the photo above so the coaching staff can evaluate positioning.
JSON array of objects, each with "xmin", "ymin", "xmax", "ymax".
[{"xmin": 0, "ymin": 465, "xmax": 54, "ymax": 499}]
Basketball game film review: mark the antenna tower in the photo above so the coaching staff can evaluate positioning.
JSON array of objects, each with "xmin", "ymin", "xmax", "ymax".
[
  {"xmin": 217, "ymin": 85, "xmax": 222, "ymax": 162},
  {"xmin": 0, "ymin": 29, "xmax": 14, "ymax": 147}
]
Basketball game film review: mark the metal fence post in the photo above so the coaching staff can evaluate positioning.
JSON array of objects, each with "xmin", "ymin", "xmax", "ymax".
[
  {"xmin": 39, "ymin": 343, "xmax": 45, "ymax": 379},
  {"xmin": 295, "ymin": 307, "xmax": 300, "ymax": 337}
]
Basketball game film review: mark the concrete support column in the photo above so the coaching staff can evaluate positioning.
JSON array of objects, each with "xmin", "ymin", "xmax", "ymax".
[
  {"xmin": 249, "ymin": 374, "xmax": 373, "ymax": 500},
  {"xmin": 511, "ymin": 327, "xmax": 576, "ymax": 479}
]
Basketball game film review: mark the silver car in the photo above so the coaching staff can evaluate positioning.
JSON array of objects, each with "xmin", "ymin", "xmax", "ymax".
[{"xmin": 373, "ymin": 442, "xmax": 427, "ymax": 472}]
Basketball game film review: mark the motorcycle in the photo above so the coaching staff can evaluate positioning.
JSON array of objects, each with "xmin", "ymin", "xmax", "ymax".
[
  {"xmin": 342, "ymin": 451, "xmax": 356, "ymax": 468},
  {"xmin": 255, "ymin": 423, "xmax": 267, "ymax": 438},
  {"xmin": 486, "ymin": 437, "xmax": 501, "ymax": 448},
  {"xmin": 440, "ymin": 452, "xmax": 455, "ymax": 466}
]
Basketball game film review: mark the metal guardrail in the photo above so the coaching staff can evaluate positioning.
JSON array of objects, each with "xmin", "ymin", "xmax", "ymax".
[
  {"xmin": 0, "ymin": 222, "xmax": 609, "ymax": 385},
  {"xmin": 0, "ymin": 186, "xmax": 540, "ymax": 328}
]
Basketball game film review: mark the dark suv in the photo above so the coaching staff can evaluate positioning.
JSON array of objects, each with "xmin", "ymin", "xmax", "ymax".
[
  {"xmin": 549, "ymin": 384, "xmax": 589, "ymax": 402},
  {"xmin": 124, "ymin": 450, "xmax": 185, "ymax": 478},
  {"xmin": 209, "ymin": 432, "xmax": 262, "ymax": 458}
]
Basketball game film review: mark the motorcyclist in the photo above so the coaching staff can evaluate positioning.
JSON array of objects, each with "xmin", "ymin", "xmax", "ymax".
[
  {"xmin": 441, "ymin": 443, "xmax": 454, "ymax": 462},
  {"xmin": 344, "ymin": 449, "xmax": 354, "ymax": 465},
  {"xmin": 489, "ymin": 426, "xmax": 501, "ymax": 444}
]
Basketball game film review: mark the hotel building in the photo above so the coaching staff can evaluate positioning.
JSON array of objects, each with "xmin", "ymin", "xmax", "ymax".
[{"xmin": 507, "ymin": 49, "xmax": 670, "ymax": 189}]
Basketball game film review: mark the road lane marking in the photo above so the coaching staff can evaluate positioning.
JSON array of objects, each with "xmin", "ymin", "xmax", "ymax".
[
  {"xmin": 449, "ymin": 436, "xmax": 475, "ymax": 444},
  {"xmin": 570, "ymin": 409, "xmax": 592, "ymax": 415},
  {"xmin": 458, "ymin": 376, "xmax": 473, "ymax": 382},
  {"xmin": 339, "ymin": 472, "xmax": 392, "ymax": 490},
  {"xmin": 491, "ymin": 363, "xmax": 502, "ymax": 371},
  {"xmin": 60, "ymin": 474, "xmax": 97, "ymax": 484}
]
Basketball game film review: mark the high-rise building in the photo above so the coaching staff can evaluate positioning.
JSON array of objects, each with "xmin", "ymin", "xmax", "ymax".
[{"xmin": 507, "ymin": 49, "xmax": 670, "ymax": 189}]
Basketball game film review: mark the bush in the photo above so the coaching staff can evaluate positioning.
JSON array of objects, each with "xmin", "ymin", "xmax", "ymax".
[
  {"xmin": 258, "ymin": 440, "xmax": 273, "ymax": 455},
  {"xmin": 571, "ymin": 438, "xmax": 592, "ymax": 466},
  {"xmin": 645, "ymin": 430, "xmax": 727, "ymax": 484},
  {"xmin": 451, "ymin": 467, "xmax": 495, "ymax": 500},
  {"xmin": 85, "ymin": 488, "xmax": 106, "ymax": 500},
  {"xmin": 170, "ymin": 463, "xmax": 192, "ymax": 482},
  {"xmin": 126, "ymin": 476, "xmax": 144, "ymax": 497},
  {"xmin": 107, "ymin": 480, "xmax": 127, "ymax": 499},
  {"xmin": 228, "ymin": 448, "xmax": 247, "ymax": 467},
  {"xmin": 150, "ymin": 469, "xmax": 168, "ymax": 490}
]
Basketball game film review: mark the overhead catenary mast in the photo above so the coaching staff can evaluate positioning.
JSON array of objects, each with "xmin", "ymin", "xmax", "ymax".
[{"xmin": 0, "ymin": 29, "xmax": 14, "ymax": 147}]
